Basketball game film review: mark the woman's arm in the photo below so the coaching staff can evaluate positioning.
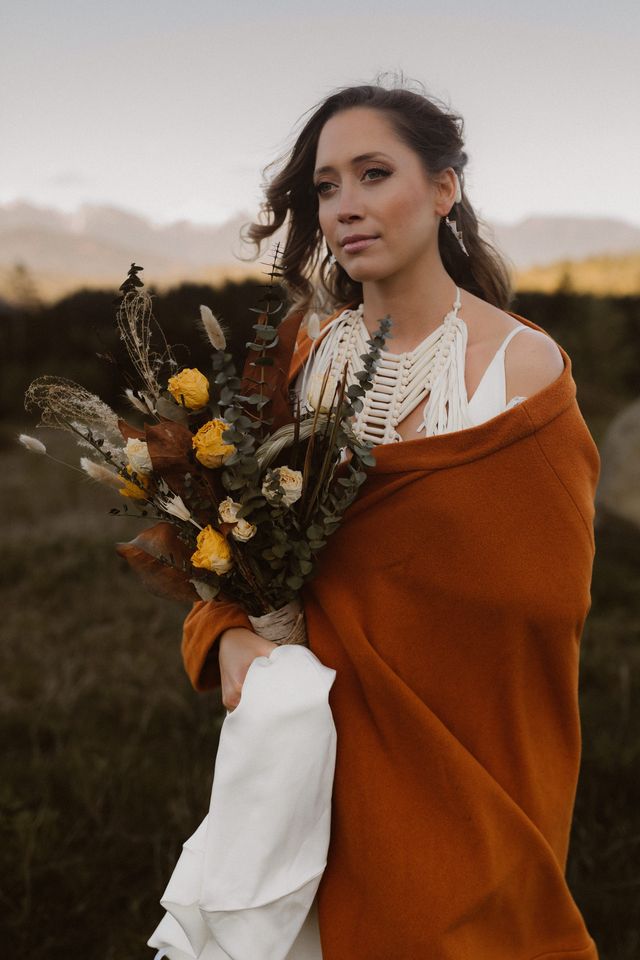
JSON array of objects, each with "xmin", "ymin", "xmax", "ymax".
[{"xmin": 181, "ymin": 598, "xmax": 254, "ymax": 691}]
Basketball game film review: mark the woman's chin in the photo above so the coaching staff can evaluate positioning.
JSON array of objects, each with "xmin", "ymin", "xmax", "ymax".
[{"xmin": 343, "ymin": 262, "xmax": 390, "ymax": 283}]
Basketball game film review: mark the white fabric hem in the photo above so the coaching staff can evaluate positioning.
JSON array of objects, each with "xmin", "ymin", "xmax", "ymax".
[{"xmin": 147, "ymin": 644, "xmax": 337, "ymax": 960}]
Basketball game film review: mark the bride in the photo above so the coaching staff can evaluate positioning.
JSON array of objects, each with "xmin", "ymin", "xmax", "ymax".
[{"xmin": 154, "ymin": 72, "xmax": 600, "ymax": 960}]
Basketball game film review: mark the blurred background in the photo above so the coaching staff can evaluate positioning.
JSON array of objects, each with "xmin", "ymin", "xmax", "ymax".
[{"xmin": 2, "ymin": 1, "xmax": 639, "ymax": 958}]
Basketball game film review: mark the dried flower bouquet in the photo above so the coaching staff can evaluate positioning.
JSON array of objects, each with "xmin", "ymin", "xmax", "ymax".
[{"xmin": 20, "ymin": 256, "xmax": 392, "ymax": 645}]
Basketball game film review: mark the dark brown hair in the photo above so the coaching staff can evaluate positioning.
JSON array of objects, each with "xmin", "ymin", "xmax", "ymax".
[{"xmin": 239, "ymin": 71, "xmax": 514, "ymax": 320}]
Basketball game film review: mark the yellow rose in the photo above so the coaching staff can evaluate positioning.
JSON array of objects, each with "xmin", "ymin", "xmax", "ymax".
[
  {"xmin": 167, "ymin": 367, "xmax": 210, "ymax": 410},
  {"xmin": 192, "ymin": 419, "xmax": 236, "ymax": 469},
  {"xmin": 119, "ymin": 465, "xmax": 152, "ymax": 500},
  {"xmin": 190, "ymin": 525, "xmax": 234, "ymax": 574}
]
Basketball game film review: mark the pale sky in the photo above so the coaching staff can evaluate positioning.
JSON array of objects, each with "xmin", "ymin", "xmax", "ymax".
[{"xmin": 3, "ymin": 0, "xmax": 639, "ymax": 229}]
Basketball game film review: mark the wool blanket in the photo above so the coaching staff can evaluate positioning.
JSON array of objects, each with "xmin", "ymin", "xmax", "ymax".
[{"xmin": 181, "ymin": 305, "xmax": 601, "ymax": 960}]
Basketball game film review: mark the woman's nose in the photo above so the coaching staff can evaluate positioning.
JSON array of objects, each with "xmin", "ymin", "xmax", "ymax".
[{"xmin": 335, "ymin": 183, "xmax": 364, "ymax": 220}]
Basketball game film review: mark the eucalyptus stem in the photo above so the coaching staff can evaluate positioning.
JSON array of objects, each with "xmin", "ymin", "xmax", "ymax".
[
  {"xmin": 199, "ymin": 471, "xmax": 272, "ymax": 615},
  {"xmin": 299, "ymin": 362, "xmax": 349, "ymax": 528}
]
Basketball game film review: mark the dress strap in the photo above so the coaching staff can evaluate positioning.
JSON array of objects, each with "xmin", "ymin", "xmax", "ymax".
[{"xmin": 496, "ymin": 325, "xmax": 526, "ymax": 354}]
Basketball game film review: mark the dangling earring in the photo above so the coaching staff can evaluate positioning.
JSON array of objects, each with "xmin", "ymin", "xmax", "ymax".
[
  {"xmin": 325, "ymin": 238, "xmax": 337, "ymax": 267},
  {"xmin": 443, "ymin": 171, "xmax": 469, "ymax": 257},
  {"xmin": 444, "ymin": 214, "xmax": 469, "ymax": 256}
]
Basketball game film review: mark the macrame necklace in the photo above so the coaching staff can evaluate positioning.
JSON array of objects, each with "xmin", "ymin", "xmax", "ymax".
[{"xmin": 299, "ymin": 285, "xmax": 477, "ymax": 444}]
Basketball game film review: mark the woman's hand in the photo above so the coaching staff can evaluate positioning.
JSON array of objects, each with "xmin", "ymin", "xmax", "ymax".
[{"xmin": 218, "ymin": 627, "xmax": 278, "ymax": 712}]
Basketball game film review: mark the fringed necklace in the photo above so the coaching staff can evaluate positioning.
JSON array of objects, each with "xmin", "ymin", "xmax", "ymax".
[{"xmin": 298, "ymin": 285, "xmax": 477, "ymax": 443}]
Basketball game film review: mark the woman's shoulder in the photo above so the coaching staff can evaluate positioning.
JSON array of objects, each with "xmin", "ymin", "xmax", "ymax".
[
  {"xmin": 463, "ymin": 290, "xmax": 565, "ymax": 399},
  {"xmin": 462, "ymin": 289, "xmax": 532, "ymax": 341}
]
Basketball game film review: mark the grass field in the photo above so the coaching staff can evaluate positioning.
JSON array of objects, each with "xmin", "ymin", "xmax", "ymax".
[{"xmin": 1, "ymin": 418, "xmax": 638, "ymax": 959}]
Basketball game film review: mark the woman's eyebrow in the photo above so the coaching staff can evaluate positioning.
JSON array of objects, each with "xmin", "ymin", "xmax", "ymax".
[{"xmin": 313, "ymin": 152, "xmax": 393, "ymax": 178}]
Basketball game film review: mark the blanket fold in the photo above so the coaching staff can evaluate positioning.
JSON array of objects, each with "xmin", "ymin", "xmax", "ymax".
[{"xmin": 180, "ymin": 307, "xmax": 600, "ymax": 960}]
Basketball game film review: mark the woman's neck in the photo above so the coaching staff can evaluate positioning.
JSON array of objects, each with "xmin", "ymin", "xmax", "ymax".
[{"xmin": 360, "ymin": 258, "xmax": 460, "ymax": 353}]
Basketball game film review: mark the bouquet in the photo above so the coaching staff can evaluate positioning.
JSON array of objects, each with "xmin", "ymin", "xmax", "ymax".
[{"xmin": 19, "ymin": 254, "xmax": 393, "ymax": 647}]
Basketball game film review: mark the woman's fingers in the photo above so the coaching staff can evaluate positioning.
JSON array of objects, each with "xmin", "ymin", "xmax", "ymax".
[{"xmin": 220, "ymin": 634, "xmax": 279, "ymax": 712}]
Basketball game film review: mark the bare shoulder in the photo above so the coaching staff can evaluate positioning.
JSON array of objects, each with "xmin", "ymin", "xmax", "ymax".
[
  {"xmin": 462, "ymin": 290, "xmax": 564, "ymax": 398},
  {"xmin": 504, "ymin": 323, "xmax": 564, "ymax": 398}
]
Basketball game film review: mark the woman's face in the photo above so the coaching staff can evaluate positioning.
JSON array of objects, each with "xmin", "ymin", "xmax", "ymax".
[{"xmin": 313, "ymin": 106, "xmax": 451, "ymax": 284}]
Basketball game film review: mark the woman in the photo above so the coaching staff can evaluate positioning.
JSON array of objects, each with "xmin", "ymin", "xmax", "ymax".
[{"xmin": 181, "ymin": 78, "xmax": 600, "ymax": 959}]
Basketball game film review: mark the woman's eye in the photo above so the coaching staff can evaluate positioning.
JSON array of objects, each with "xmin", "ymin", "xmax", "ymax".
[
  {"xmin": 363, "ymin": 167, "xmax": 390, "ymax": 182},
  {"xmin": 314, "ymin": 167, "xmax": 390, "ymax": 195}
]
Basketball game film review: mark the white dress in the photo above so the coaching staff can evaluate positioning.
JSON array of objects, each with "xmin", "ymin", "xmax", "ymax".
[
  {"xmin": 464, "ymin": 324, "xmax": 529, "ymax": 423},
  {"xmin": 147, "ymin": 313, "xmax": 529, "ymax": 960}
]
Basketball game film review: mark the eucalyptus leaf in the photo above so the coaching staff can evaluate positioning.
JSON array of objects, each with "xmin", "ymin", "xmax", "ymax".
[{"xmin": 155, "ymin": 396, "xmax": 189, "ymax": 423}]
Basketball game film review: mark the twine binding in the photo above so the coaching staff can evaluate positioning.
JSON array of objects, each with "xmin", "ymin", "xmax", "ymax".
[{"xmin": 248, "ymin": 597, "xmax": 308, "ymax": 647}]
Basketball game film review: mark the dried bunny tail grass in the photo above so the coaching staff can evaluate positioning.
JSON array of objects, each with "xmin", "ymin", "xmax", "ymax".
[
  {"xmin": 199, "ymin": 304, "xmax": 227, "ymax": 351},
  {"xmin": 18, "ymin": 433, "xmax": 47, "ymax": 454},
  {"xmin": 24, "ymin": 376, "xmax": 121, "ymax": 441},
  {"xmin": 116, "ymin": 289, "xmax": 178, "ymax": 407},
  {"xmin": 306, "ymin": 312, "xmax": 322, "ymax": 340},
  {"xmin": 79, "ymin": 457, "xmax": 126, "ymax": 490}
]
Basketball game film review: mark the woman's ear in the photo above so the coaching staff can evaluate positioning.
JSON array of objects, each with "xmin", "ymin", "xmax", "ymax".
[{"xmin": 433, "ymin": 167, "xmax": 458, "ymax": 217}]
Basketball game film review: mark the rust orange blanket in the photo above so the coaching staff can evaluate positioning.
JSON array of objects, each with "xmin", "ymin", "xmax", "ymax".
[{"xmin": 181, "ymin": 306, "xmax": 601, "ymax": 960}]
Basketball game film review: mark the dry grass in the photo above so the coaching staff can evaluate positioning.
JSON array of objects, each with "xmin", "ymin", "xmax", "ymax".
[
  {"xmin": 1, "ymin": 420, "xmax": 638, "ymax": 958},
  {"xmin": 1, "ymin": 422, "xmax": 225, "ymax": 958},
  {"xmin": 515, "ymin": 252, "xmax": 640, "ymax": 297},
  {"xmin": 0, "ymin": 263, "xmax": 267, "ymax": 307}
]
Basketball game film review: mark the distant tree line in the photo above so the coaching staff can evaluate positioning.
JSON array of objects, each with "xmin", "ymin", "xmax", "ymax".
[
  {"xmin": 2, "ymin": 278, "xmax": 283, "ymax": 422},
  {"xmin": 2, "ymin": 279, "xmax": 639, "ymax": 435}
]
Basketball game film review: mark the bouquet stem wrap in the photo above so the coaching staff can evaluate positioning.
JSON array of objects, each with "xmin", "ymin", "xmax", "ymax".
[{"xmin": 248, "ymin": 598, "xmax": 308, "ymax": 647}]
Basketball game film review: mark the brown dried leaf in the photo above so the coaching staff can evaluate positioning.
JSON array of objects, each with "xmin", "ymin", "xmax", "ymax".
[{"xmin": 115, "ymin": 521, "xmax": 198, "ymax": 603}]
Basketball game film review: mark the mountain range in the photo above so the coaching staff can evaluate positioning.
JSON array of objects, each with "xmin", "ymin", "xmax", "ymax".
[{"xmin": 1, "ymin": 199, "xmax": 639, "ymax": 304}]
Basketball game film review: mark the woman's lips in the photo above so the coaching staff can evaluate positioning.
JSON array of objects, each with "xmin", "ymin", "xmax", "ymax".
[{"xmin": 342, "ymin": 237, "xmax": 378, "ymax": 253}]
